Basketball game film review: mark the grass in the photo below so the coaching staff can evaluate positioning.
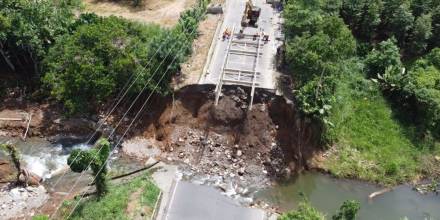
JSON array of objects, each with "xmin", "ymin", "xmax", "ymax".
[
  {"xmin": 58, "ymin": 174, "xmax": 160, "ymax": 220},
  {"xmin": 323, "ymin": 64, "xmax": 439, "ymax": 185}
]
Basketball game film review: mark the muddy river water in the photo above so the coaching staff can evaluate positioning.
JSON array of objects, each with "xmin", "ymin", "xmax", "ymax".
[
  {"xmin": 2, "ymin": 137, "xmax": 440, "ymax": 219},
  {"xmin": 255, "ymin": 172, "xmax": 440, "ymax": 220}
]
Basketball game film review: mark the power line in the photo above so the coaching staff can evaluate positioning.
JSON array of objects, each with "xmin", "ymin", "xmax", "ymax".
[
  {"xmin": 49, "ymin": 33, "xmax": 173, "ymax": 190},
  {"xmin": 50, "ymin": 19, "xmax": 200, "ymax": 219}
]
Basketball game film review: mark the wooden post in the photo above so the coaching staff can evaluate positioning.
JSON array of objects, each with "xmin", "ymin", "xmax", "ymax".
[
  {"xmin": 215, "ymin": 25, "xmax": 236, "ymax": 105},
  {"xmin": 22, "ymin": 113, "xmax": 32, "ymax": 141}
]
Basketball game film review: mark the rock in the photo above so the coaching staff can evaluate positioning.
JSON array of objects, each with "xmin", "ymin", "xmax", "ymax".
[
  {"xmin": 236, "ymin": 150, "xmax": 243, "ymax": 157},
  {"xmin": 144, "ymin": 157, "xmax": 157, "ymax": 166},
  {"xmin": 238, "ymin": 167, "xmax": 245, "ymax": 176},
  {"xmin": 178, "ymin": 152, "xmax": 185, "ymax": 159}
]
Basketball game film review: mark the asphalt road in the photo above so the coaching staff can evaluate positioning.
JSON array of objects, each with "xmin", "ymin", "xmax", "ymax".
[
  {"xmin": 164, "ymin": 181, "xmax": 266, "ymax": 220},
  {"xmin": 200, "ymin": 0, "xmax": 281, "ymax": 89}
]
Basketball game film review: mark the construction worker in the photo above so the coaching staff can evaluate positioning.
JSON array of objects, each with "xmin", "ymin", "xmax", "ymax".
[
  {"xmin": 222, "ymin": 28, "xmax": 231, "ymax": 41},
  {"xmin": 238, "ymin": 29, "xmax": 244, "ymax": 39},
  {"xmin": 253, "ymin": 32, "xmax": 258, "ymax": 40}
]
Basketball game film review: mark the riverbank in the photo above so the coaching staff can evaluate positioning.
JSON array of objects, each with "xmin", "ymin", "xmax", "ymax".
[
  {"xmin": 56, "ymin": 174, "xmax": 160, "ymax": 220},
  {"xmin": 1, "ymin": 85, "xmax": 440, "ymax": 219},
  {"xmin": 1, "ymin": 85, "xmax": 439, "ymax": 188}
]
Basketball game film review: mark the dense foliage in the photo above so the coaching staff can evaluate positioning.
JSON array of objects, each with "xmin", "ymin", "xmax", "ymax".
[
  {"xmin": 283, "ymin": 0, "xmax": 440, "ymax": 183},
  {"xmin": 0, "ymin": 0, "xmax": 78, "ymax": 85},
  {"xmin": 332, "ymin": 200, "xmax": 360, "ymax": 220},
  {"xmin": 372, "ymin": 48, "xmax": 440, "ymax": 140},
  {"xmin": 43, "ymin": 0, "xmax": 210, "ymax": 114},
  {"xmin": 284, "ymin": 0, "xmax": 356, "ymax": 121},
  {"xmin": 68, "ymin": 138, "xmax": 110, "ymax": 197},
  {"xmin": 43, "ymin": 16, "xmax": 162, "ymax": 113},
  {"xmin": 340, "ymin": 0, "xmax": 440, "ymax": 56}
]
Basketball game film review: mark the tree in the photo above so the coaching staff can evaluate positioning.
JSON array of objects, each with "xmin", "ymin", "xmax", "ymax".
[
  {"xmin": 67, "ymin": 138, "xmax": 111, "ymax": 197},
  {"xmin": 406, "ymin": 13, "xmax": 432, "ymax": 56},
  {"xmin": 365, "ymin": 38, "xmax": 402, "ymax": 77},
  {"xmin": 0, "ymin": 0, "xmax": 77, "ymax": 85},
  {"xmin": 43, "ymin": 16, "xmax": 163, "ymax": 114},
  {"xmin": 410, "ymin": 0, "xmax": 433, "ymax": 17},
  {"xmin": 430, "ymin": 6, "xmax": 440, "ymax": 48},
  {"xmin": 285, "ymin": 16, "xmax": 355, "ymax": 84},
  {"xmin": 283, "ymin": 3, "xmax": 324, "ymax": 39},
  {"xmin": 341, "ymin": 0, "xmax": 383, "ymax": 42},
  {"xmin": 380, "ymin": 0, "xmax": 414, "ymax": 46},
  {"xmin": 332, "ymin": 200, "xmax": 361, "ymax": 220}
]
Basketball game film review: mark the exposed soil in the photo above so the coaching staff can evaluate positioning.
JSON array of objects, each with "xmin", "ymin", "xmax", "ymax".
[
  {"xmin": 82, "ymin": 0, "xmax": 196, "ymax": 28},
  {"xmin": 0, "ymin": 160, "xmax": 15, "ymax": 186},
  {"xmin": 117, "ymin": 85, "xmax": 323, "ymax": 188},
  {"xmin": 174, "ymin": 1, "xmax": 225, "ymax": 88},
  {"xmin": 0, "ymin": 98, "xmax": 96, "ymax": 139}
]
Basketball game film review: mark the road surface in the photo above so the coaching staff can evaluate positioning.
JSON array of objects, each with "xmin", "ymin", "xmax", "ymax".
[
  {"xmin": 164, "ymin": 181, "xmax": 267, "ymax": 220},
  {"xmin": 200, "ymin": 0, "xmax": 282, "ymax": 90}
]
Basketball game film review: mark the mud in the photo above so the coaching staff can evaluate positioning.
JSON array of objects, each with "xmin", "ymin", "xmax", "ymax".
[
  {"xmin": 118, "ymin": 85, "xmax": 323, "ymax": 189},
  {"xmin": 0, "ymin": 98, "xmax": 96, "ymax": 139}
]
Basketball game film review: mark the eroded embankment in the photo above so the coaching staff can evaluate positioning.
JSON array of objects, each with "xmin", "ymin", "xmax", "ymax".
[{"xmin": 119, "ymin": 85, "xmax": 323, "ymax": 187}]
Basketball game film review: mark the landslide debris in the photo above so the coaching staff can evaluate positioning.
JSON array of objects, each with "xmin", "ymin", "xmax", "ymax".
[{"xmin": 120, "ymin": 85, "xmax": 323, "ymax": 189}]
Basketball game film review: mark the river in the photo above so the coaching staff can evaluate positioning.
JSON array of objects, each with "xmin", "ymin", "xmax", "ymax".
[
  {"xmin": 0, "ymin": 137, "xmax": 144, "ymax": 192},
  {"xmin": 2, "ymin": 137, "xmax": 440, "ymax": 219},
  {"xmin": 255, "ymin": 172, "xmax": 440, "ymax": 220}
]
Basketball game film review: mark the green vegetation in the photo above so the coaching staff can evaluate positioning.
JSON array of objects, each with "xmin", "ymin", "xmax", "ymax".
[
  {"xmin": 283, "ymin": 0, "xmax": 440, "ymax": 184},
  {"xmin": 0, "ymin": 0, "xmax": 79, "ymax": 85},
  {"xmin": 332, "ymin": 200, "xmax": 360, "ymax": 220},
  {"xmin": 59, "ymin": 174, "xmax": 160, "ymax": 220},
  {"xmin": 325, "ymin": 70, "xmax": 423, "ymax": 184},
  {"xmin": 67, "ymin": 138, "xmax": 110, "ymax": 196},
  {"xmin": 278, "ymin": 202, "xmax": 325, "ymax": 220},
  {"xmin": 43, "ymin": 16, "xmax": 162, "ymax": 113},
  {"xmin": 284, "ymin": 1, "xmax": 356, "ymax": 120},
  {"xmin": 32, "ymin": 215, "xmax": 49, "ymax": 220},
  {"xmin": 278, "ymin": 200, "xmax": 360, "ymax": 220},
  {"xmin": 1, "ymin": 0, "xmax": 210, "ymax": 114}
]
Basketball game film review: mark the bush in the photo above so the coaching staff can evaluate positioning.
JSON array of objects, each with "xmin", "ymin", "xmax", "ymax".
[
  {"xmin": 43, "ymin": 16, "xmax": 162, "ymax": 114},
  {"xmin": 67, "ymin": 138, "xmax": 111, "ymax": 197},
  {"xmin": 332, "ymin": 200, "xmax": 360, "ymax": 220},
  {"xmin": 0, "ymin": 0, "xmax": 78, "ymax": 84},
  {"xmin": 278, "ymin": 202, "xmax": 325, "ymax": 220},
  {"xmin": 364, "ymin": 38, "xmax": 402, "ymax": 78}
]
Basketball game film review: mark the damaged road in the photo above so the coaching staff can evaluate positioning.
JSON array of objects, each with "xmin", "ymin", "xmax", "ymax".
[{"xmin": 119, "ymin": 85, "xmax": 323, "ymax": 197}]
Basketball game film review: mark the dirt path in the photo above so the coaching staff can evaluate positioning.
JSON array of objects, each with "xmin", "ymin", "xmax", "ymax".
[
  {"xmin": 82, "ymin": 0, "xmax": 196, "ymax": 27},
  {"xmin": 174, "ymin": 0, "xmax": 225, "ymax": 88},
  {"xmin": 174, "ymin": 13, "xmax": 222, "ymax": 88}
]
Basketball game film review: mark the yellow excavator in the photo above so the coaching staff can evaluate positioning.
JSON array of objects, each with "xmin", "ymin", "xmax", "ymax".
[{"xmin": 241, "ymin": 0, "xmax": 261, "ymax": 27}]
